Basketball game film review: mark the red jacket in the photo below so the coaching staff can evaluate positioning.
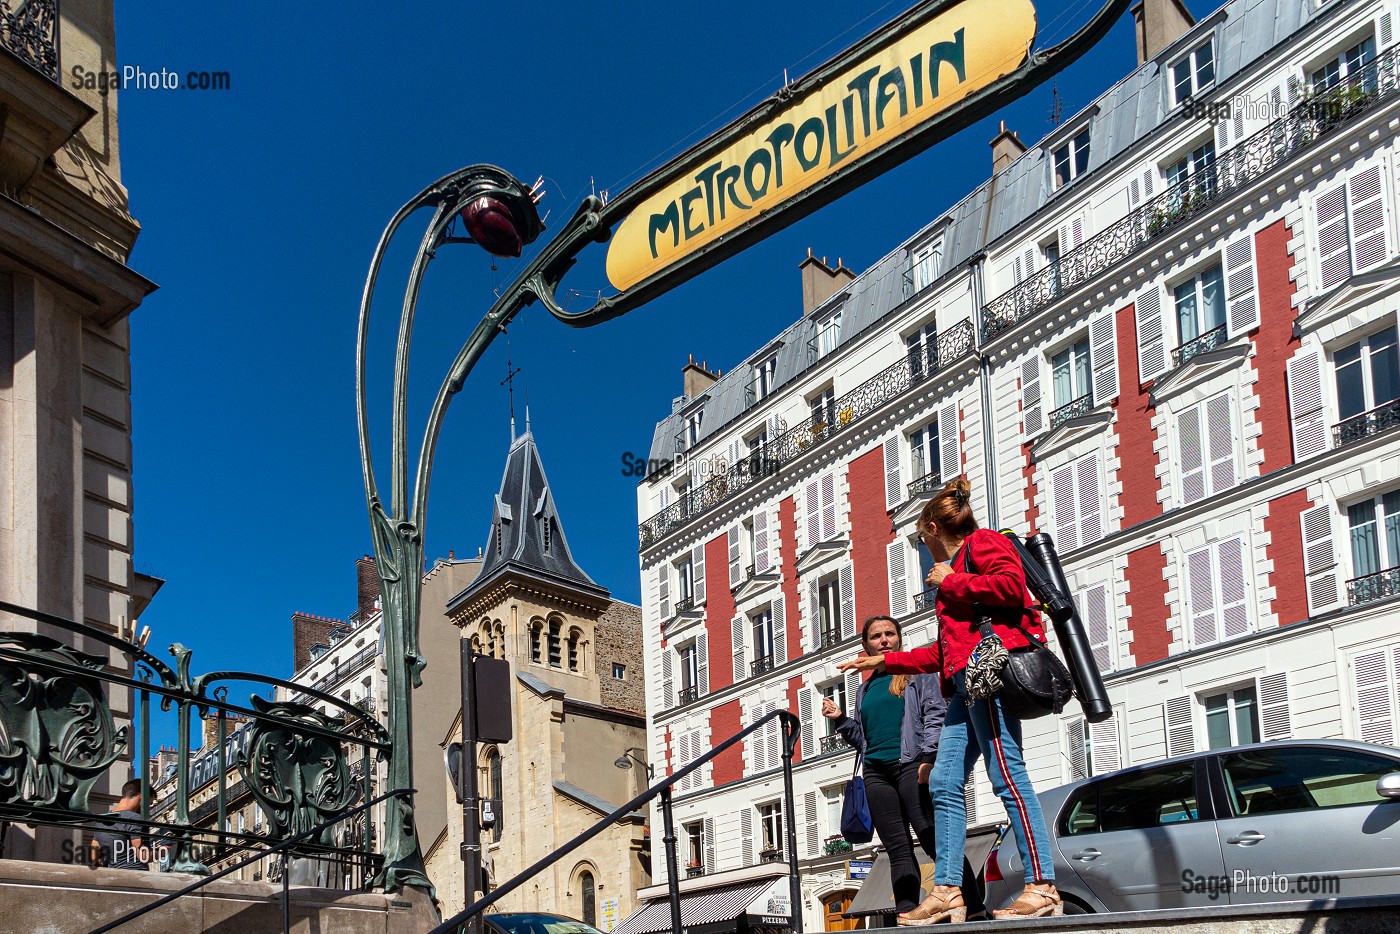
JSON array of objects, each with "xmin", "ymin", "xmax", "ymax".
[{"xmin": 883, "ymin": 527, "xmax": 1046, "ymax": 695}]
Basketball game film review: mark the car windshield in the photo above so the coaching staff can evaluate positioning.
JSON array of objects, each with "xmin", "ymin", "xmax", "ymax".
[{"xmin": 488, "ymin": 913, "xmax": 607, "ymax": 934}]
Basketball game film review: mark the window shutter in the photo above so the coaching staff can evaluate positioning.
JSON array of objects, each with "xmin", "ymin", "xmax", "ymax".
[
  {"xmin": 939, "ymin": 403, "xmax": 961, "ymax": 479},
  {"xmin": 1013, "ymin": 253, "xmax": 1024, "ymax": 285},
  {"xmin": 1186, "ymin": 544, "xmax": 1219, "ymax": 647},
  {"xmin": 1316, "ymin": 183, "xmax": 1351, "ymax": 289},
  {"xmin": 845, "ymin": 670, "xmax": 862, "ymax": 712},
  {"xmin": 799, "ymin": 687, "xmax": 814, "ymax": 761},
  {"xmin": 1051, "ymin": 463, "xmax": 1078, "ymax": 552},
  {"xmin": 1300, "ymin": 505, "xmax": 1341, "ymax": 613},
  {"xmin": 740, "ymin": 808, "xmax": 754, "ymax": 867},
  {"xmin": 704, "ymin": 816, "xmax": 716, "ymax": 871},
  {"xmin": 1021, "ymin": 356, "xmax": 1044, "ymax": 437},
  {"xmin": 1205, "ymin": 393, "xmax": 1238, "ymax": 494},
  {"xmin": 804, "ymin": 790, "xmax": 820, "ymax": 857},
  {"xmin": 884, "ymin": 435, "xmax": 903, "ymax": 511},
  {"xmin": 1258, "ymin": 672, "xmax": 1292, "ymax": 742},
  {"xmin": 662, "ymin": 649, "xmax": 675, "ymax": 709},
  {"xmin": 965, "ymin": 776, "xmax": 978, "ymax": 824},
  {"xmin": 1082, "ymin": 583, "xmax": 1112, "ymax": 673},
  {"xmin": 1224, "ymin": 233, "xmax": 1259, "ymax": 337},
  {"xmin": 678, "ymin": 732, "xmax": 692, "ymax": 790},
  {"xmin": 1089, "ymin": 717, "xmax": 1121, "ymax": 774},
  {"xmin": 887, "ymin": 540, "xmax": 909, "ymax": 618},
  {"xmin": 1348, "ymin": 165, "xmax": 1390, "ymax": 273},
  {"xmin": 773, "ymin": 596, "xmax": 787, "ymax": 663},
  {"xmin": 732, "ymin": 615, "xmax": 747, "ymax": 684},
  {"xmin": 1178, "ymin": 404, "xmax": 1207, "ymax": 505},
  {"xmin": 1383, "ymin": 10, "xmax": 1395, "ymax": 49},
  {"xmin": 766, "ymin": 700, "xmax": 782, "ymax": 769},
  {"xmin": 804, "ymin": 481, "xmax": 820, "ymax": 550},
  {"xmin": 1214, "ymin": 118, "xmax": 1230, "ymax": 154},
  {"xmin": 1354, "ymin": 650, "xmax": 1397, "ymax": 745},
  {"xmin": 1025, "ymin": 247, "xmax": 1036, "ymax": 279},
  {"xmin": 1135, "ymin": 284, "xmax": 1168, "ymax": 382},
  {"xmin": 1217, "ymin": 536, "xmax": 1249, "ymax": 639},
  {"xmin": 728, "ymin": 527, "xmax": 742, "ymax": 587},
  {"xmin": 1128, "ymin": 177, "xmax": 1141, "ymax": 208},
  {"xmin": 693, "ymin": 543, "xmax": 707, "ymax": 605},
  {"xmin": 1077, "ymin": 453, "xmax": 1104, "ymax": 546},
  {"xmin": 1286, "ymin": 351, "xmax": 1329, "ymax": 460},
  {"xmin": 1164, "ymin": 695, "xmax": 1196, "ymax": 757},
  {"xmin": 1064, "ymin": 717, "xmax": 1088, "ymax": 781},
  {"xmin": 839, "ymin": 562, "xmax": 855, "ymax": 640},
  {"xmin": 750, "ymin": 702, "xmax": 768, "ymax": 774},
  {"xmin": 808, "ymin": 577, "xmax": 822, "ymax": 649},
  {"xmin": 1089, "ymin": 309, "xmax": 1119, "ymax": 405},
  {"xmin": 820, "ymin": 473, "xmax": 837, "ymax": 541},
  {"xmin": 697, "ymin": 632, "xmax": 709, "ymax": 696},
  {"xmin": 754, "ymin": 509, "xmax": 771, "ymax": 574},
  {"xmin": 659, "ymin": 565, "xmax": 671, "ymax": 619}
]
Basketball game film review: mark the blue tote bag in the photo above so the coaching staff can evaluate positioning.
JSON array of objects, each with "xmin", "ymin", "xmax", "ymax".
[{"xmin": 840, "ymin": 750, "xmax": 873, "ymax": 844}]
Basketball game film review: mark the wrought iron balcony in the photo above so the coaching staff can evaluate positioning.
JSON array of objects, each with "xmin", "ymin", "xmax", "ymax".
[
  {"xmin": 678, "ymin": 685, "xmax": 700, "ymax": 705},
  {"xmin": 1347, "ymin": 566, "xmax": 1400, "ymax": 606},
  {"xmin": 760, "ymin": 846, "xmax": 784, "ymax": 863},
  {"xmin": 1, "ymin": 0, "xmax": 57, "ymax": 80},
  {"xmin": 1334, "ymin": 398, "xmax": 1400, "ymax": 447},
  {"xmin": 823, "ymin": 835, "xmax": 854, "ymax": 856},
  {"xmin": 685, "ymin": 862, "xmax": 705, "ymax": 877},
  {"xmin": 1049, "ymin": 393, "xmax": 1093, "ymax": 429},
  {"xmin": 1172, "ymin": 324, "xmax": 1228, "ymax": 369},
  {"xmin": 819, "ymin": 628, "xmax": 842, "ymax": 650},
  {"xmin": 750, "ymin": 655, "xmax": 775, "ymax": 676},
  {"xmin": 640, "ymin": 320, "xmax": 975, "ymax": 547},
  {"xmin": 673, "ymin": 596, "xmax": 696, "ymax": 615},
  {"xmin": 819, "ymin": 733, "xmax": 849, "ymax": 755},
  {"xmin": 745, "ymin": 562, "xmax": 757, "ymax": 580},
  {"xmin": 982, "ymin": 44, "xmax": 1400, "ymax": 342},
  {"xmin": 907, "ymin": 471, "xmax": 941, "ymax": 498},
  {"xmin": 912, "ymin": 588, "xmax": 938, "ymax": 612}
]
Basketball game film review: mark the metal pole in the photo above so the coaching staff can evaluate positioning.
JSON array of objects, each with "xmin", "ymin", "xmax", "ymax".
[
  {"xmin": 216, "ymin": 703, "xmax": 227, "ymax": 859},
  {"xmin": 460, "ymin": 639, "xmax": 483, "ymax": 934},
  {"xmin": 660, "ymin": 786, "xmax": 681, "ymax": 934},
  {"xmin": 281, "ymin": 850, "xmax": 290, "ymax": 934},
  {"xmin": 780, "ymin": 716, "xmax": 803, "ymax": 934}
]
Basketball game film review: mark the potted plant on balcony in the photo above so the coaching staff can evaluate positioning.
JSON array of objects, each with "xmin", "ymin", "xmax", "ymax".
[{"xmin": 685, "ymin": 858, "xmax": 704, "ymax": 877}]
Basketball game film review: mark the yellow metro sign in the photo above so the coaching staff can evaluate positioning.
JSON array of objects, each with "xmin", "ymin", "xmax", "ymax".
[{"xmin": 606, "ymin": 0, "xmax": 1038, "ymax": 292}]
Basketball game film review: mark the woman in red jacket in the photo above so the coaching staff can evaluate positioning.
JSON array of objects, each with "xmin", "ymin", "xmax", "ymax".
[{"xmin": 840, "ymin": 477, "xmax": 1061, "ymax": 922}]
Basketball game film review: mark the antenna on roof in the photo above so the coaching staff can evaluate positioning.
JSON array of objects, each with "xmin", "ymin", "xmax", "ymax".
[
  {"xmin": 501, "ymin": 341, "xmax": 522, "ymax": 441},
  {"xmin": 1049, "ymin": 81, "xmax": 1064, "ymax": 127}
]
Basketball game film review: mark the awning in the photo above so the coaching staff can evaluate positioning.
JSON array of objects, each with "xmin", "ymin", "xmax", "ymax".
[
  {"xmin": 844, "ymin": 826, "xmax": 1004, "ymax": 918},
  {"xmin": 613, "ymin": 877, "xmax": 790, "ymax": 934}
]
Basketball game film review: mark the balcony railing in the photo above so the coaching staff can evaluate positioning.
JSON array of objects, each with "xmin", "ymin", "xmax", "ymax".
[
  {"xmin": 819, "ymin": 733, "xmax": 849, "ymax": 755},
  {"xmin": 823, "ymin": 835, "xmax": 854, "ymax": 856},
  {"xmin": 750, "ymin": 655, "xmax": 775, "ymax": 676},
  {"xmin": 1334, "ymin": 398, "xmax": 1400, "ymax": 447},
  {"xmin": 673, "ymin": 596, "xmax": 696, "ymax": 615},
  {"xmin": 1049, "ymin": 392, "xmax": 1093, "ymax": 430},
  {"xmin": 1347, "ymin": 566, "xmax": 1400, "ymax": 606},
  {"xmin": 912, "ymin": 588, "xmax": 938, "ymax": 612},
  {"xmin": 907, "ymin": 471, "xmax": 942, "ymax": 498},
  {"xmin": 678, "ymin": 685, "xmax": 700, "ymax": 705},
  {"xmin": 1, "ymin": 0, "xmax": 57, "ymax": 80},
  {"xmin": 686, "ymin": 863, "xmax": 705, "ymax": 878},
  {"xmin": 819, "ymin": 628, "xmax": 842, "ymax": 650},
  {"xmin": 745, "ymin": 562, "xmax": 757, "ymax": 579},
  {"xmin": 640, "ymin": 320, "xmax": 975, "ymax": 547},
  {"xmin": 1172, "ymin": 324, "xmax": 1229, "ymax": 369},
  {"xmin": 982, "ymin": 45, "xmax": 1400, "ymax": 341}
]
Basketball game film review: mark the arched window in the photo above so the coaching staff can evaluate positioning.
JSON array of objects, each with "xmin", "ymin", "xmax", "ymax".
[
  {"xmin": 567, "ymin": 629, "xmax": 580, "ymax": 671},
  {"xmin": 530, "ymin": 623, "xmax": 542, "ymax": 664},
  {"xmin": 580, "ymin": 871, "xmax": 596, "ymax": 926},
  {"xmin": 488, "ymin": 749, "xmax": 504, "ymax": 841},
  {"xmin": 548, "ymin": 619, "xmax": 562, "ymax": 667}
]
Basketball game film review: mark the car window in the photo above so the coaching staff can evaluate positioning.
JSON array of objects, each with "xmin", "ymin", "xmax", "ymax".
[
  {"xmin": 1219, "ymin": 747, "xmax": 1400, "ymax": 816},
  {"xmin": 1059, "ymin": 763, "xmax": 1201, "ymax": 835},
  {"xmin": 488, "ymin": 914, "xmax": 606, "ymax": 934}
]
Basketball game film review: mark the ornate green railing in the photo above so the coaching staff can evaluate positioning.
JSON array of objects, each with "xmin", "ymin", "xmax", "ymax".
[
  {"xmin": 0, "ymin": 600, "xmax": 391, "ymax": 887},
  {"xmin": 0, "ymin": 0, "xmax": 58, "ymax": 79},
  {"xmin": 639, "ymin": 319, "xmax": 976, "ymax": 547},
  {"xmin": 982, "ymin": 43, "xmax": 1400, "ymax": 340}
]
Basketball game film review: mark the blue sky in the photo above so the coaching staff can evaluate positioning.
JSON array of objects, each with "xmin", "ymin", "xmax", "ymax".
[{"xmin": 116, "ymin": 1, "xmax": 1176, "ymax": 696}]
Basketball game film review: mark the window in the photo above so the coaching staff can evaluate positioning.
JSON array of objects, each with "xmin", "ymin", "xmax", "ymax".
[
  {"xmin": 1311, "ymin": 35, "xmax": 1377, "ymax": 92},
  {"xmin": 1219, "ymin": 746, "xmax": 1400, "ymax": 816},
  {"xmin": 685, "ymin": 410, "xmax": 705, "ymax": 450},
  {"xmin": 1047, "ymin": 452, "xmax": 1103, "ymax": 551},
  {"xmin": 1205, "ymin": 685, "xmax": 1259, "ymax": 749},
  {"xmin": 1166, "ymin": 140, "xmax": 1216, "ymax": 202},
  {"xmin": 684, "ymin": 821, "xmax": 705, "ymax": 870},
  {"xmin": 752, "ymin": 355, "xmax": 777, "ymax": 403},
  {"xmin": 612, "ymin": 662, "xmax": 626, "ymax": 680},
  {"xmin": 1348, "ymin": 488, "xmax": 1400, "ymax": 583},
  {"xmin": 911, "ymin": 240, "xmax": 942, "ymax": 292},
  {"xmin": 489, "ymin": 750, "xmax": 504, "ymax": 840},
  {"xmin": 1173, "ymin": 265, "xmax": 1226, "ymax": 348},
  {"xmin": 677, "ymin": 555, "xmax": 695, "ymax": 606},
  {"xmin": 819, "ymin": 680, "xmax": 846, "ymax": 736},
  {"xmin": 1050, "ymin": 338, "xmax": 1092, "ymax": 413},
  {"xmin": 817, "ymin": 311, "xmax": 843, "ymax": 357},
  {"xmin": 567, "ymin": 629, "xmax": 580, "ymax": 671},
  {"xmin": 679, "ymin": 642, "xmax": 699, "ymax": 693},
  {"xmin": 1335, "ymin": 324, "xmax": 1400, "ymax": 438},
  {"xmin": 1184, "ymin": 536, "xmax": 1249, "ymax": 647},
  {"xmin": 823, "ymin": 786, "xmax": 843, "ymax": 838},
  {"xmin": 750, "ymin": 608, "xmax": 774, "ymax": 672},
  {"xmin": 1176, "ymin": 391, "xmax": 1239, "ymax": 504},
  {"xmin": 1058, "ymin": 763, "xmax": 1201, "ymax": 836},
  {"xmin": 548, "ymin": 619, "xmax": 562, "ymax": 667},
  {"xmin": 1052, "ymin": 128, "xmax": 1091, "ymax": 188},
  {"xmin": 758, "ymin": 801, "xmax": 784, "ymax": 856},
  {"xmin": 530, "ymin": 624, "xmax": 542, "ymax": 664},
  {"xmin": 1170, "ymin": 40, "xmax": 1215, "ymax": 105},
  {"xmin": 809, "ymin": 388, "xmax": 836, "ymax": 429},
  {"xmin": 906, "ymin": 322, "xmax": 938, "ymax": 377},
  {"xmin": 908, "ymin": 419, "xmax": 941, "ymax": 487},
  {"xmin": 818, "ymin": 576, "xmax": 842, "ymax": 641},
  {"xmin": 580, "ymin": 871, "xmax": 596, "ymax": 927}
]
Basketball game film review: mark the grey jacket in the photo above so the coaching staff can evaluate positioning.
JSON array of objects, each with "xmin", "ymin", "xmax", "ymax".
[{"xmin": 832, "ymin": 673, "xmax": 947, "ymax": 765}]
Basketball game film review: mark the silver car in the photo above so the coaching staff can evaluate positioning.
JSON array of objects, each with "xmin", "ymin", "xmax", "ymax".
[{"xmin": 984, "ymin": 739, "xmax": 1400, "ymax": 913}]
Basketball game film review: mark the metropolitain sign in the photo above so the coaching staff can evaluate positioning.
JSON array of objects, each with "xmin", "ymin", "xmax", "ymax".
[{"xmin": 605, "ymin": 0, "xmax": 1037, "ymax": 292}]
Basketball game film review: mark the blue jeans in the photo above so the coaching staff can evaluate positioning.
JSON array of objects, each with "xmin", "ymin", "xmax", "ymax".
[{"xmin": 931, "ymin": 670, "xmax": 1055, "ymax": 885}]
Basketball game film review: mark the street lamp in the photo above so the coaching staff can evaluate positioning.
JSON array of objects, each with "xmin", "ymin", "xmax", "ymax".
[{"xmin": 612, "ymin": 748, "xmax": 654, "ymax": 779}]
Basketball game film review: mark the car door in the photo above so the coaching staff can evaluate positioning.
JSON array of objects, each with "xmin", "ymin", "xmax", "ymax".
[
  {"xmin": 1215, "ymin": 745, "xmax": 1400, "ymax": 903},
  {"xmin": 1054, "ymin": 759, "xmax": 1229, "ymax": 911}
]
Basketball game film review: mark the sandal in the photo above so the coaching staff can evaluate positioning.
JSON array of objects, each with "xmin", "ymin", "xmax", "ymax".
[
  {"xmin": 991, "ymin": 885, "xmax": 1063, "ymax": 919},
  {"xmin": 897, "ymin": 885, "xmax": 966, "ymax": 925}
]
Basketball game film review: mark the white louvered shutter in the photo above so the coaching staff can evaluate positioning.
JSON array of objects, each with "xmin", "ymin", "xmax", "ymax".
[
  {"xmin": 1178, "ymin": 404, "xmax": 1206, "ymax": 505},
  {"xmin": 1300, "ymin": 505, "xmax": 1341, "ymax": 613},
  {"xmin": 804, "ymin": 481, "xmax": 820, "ymax": 549},
  {"xmin": 697, "ymin": 632, "xmax": 709, "ymax": 696},
  {"xmin": 1205, "ymin": 393, "xmax": 1238, "ymax": 495},
  {"xmin": 1013, "ymin": 253, "xmax": 1024, "ymax": 285},
  {"xmin": 1186, "ymin": 544, "xmax": 1218, "ymax": 647},
  {"xmin": 704, "ymin": 816, "xmax": 715, "ymax": 872},
  {"xmin": 678, "ymin": 732, "xmax": 692, "ymax": 790},
  {"xmin": 1089, "ymin": 309, "xmax": 1119, "ymax": 405},
  {"xmin": 1258, "ymin": 672, "xmax": 1292, "ymax": 742},
  {"xmin": 659, "ymin": 565, "xmax": 671, "ymax": 619},
  {"xmin": 1316, "ymin": 183, "xmax": 1351, "ymax": 289},
  {"xmin": 1354, "ymin": 649, "xmax": 1398, "ymax": 746},
  {"xmin": 773, "ymin": 596, "xmax": 787, "ymax": 663},
  {"xmin": 820, "ymin": 473, "xmax": 837, "ymax": 541},
  {"xmin": 1224, "ymin": 233, "xmax": 1259, "ymax": 338},
  {"xmin": 750, "ymin": 702, "xmax": 768, "ymax": 774},
  {"xmin": 839, "ymin": 563, "xmax": 855, "ymax": 639},
  {"xmin": 1136, "ymin": 284, "xmax": 1168, "ymax": 382},
  {"xmin": 939, "ymin": 403, "xmax": 961, "ymax": 479},
  {"xmin": 1286, "ymin": 351, "xmax": 1329, "ymax": 460},
  {"xmin": 884, "ymin": 435, "xmax": 903, "ymax": 511},
  {"xmin": 740, "ymin": 808, "xmax": 754, "ymax": 866},
  {"xmin": 845, "ymin": 670, "xmax": 862, "ymax": 715},
  {"xmin": 1164, "ymin": 695, "xmax": 1196, "ymax": 757},
  {"xmin": 1065, "ymin": 717, "xmax": 1088, "ymax": 781},
  {"xmin": 887, "ymin": 541, "xmax": 909, "ymax": 618},
  {"xmin": 693, "ymin": 543, "xmax": 707, "ymax": 605},
  {"xmin": 799, "ymin": 688, "xmax": 814, "ymax": 761},
  {"xmin": 1021, "ymin": 356, "xmax": 1044, "ymax": 438},
  {"xmin": 1382, "ymin": 9, "xmax": 1395, "ymax": 49},
  {"xmin": 804, "ymin": 791, "xmax": 820, "ymax": 858},
  {"xmin": 1214, "ymin": 118, "xmax": 1230, "ymax": 155},
  {"xmin": 1089, "ymin": 717, "xmax": 1121, "ymax": 774},
  {"xmin": 1078, "ymin": 453, "xmax": 1103, "ymax": 546},
  {"xmin": 1081, "ymin": 583, "xmax": 1112, "ymax": 673},
  {"xmin": 1348, "ymin": 164, "xmax": 1390, "ymax": 274},
  {"xmin": 1051, "ymin": 463, "xmax": 1078, "ymax": 551},
  {"xmin": 728, "ymin": 527, "xmax": 742, "ymax": 587},
  {"xmin": 754, "ymin": 509, "xmax": 772, "ymax": 574},
  {"xmin": 766, "ymin": 701, "xmax": 782, "ymax": 768},
  {"xmin": 662, "ymin": 649, "xmax": 675, "ymax": 709},
  {"xmin": 1217, "ymin": 536, "xmax": 1249, "ymax": 639},
  {"xmin": 808, "ymin": 577, "xmax": 822, "ymax": 649},
  {"xmin": 732, "ymin": 615, "xmax": 747, "ymax": 684}
]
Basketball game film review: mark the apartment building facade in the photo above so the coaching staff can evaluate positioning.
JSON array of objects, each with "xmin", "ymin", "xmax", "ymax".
[{"xmin": 633, "ymin": 0, "xmax": 1400, "ymax": 927}]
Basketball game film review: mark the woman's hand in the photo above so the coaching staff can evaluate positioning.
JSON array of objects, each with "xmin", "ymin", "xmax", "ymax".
[
  {"xmin": 820, "ymin": 697, "xmax": 842, "ymax": 719},
  {"xmin": 838, "ymin": 654, "xmax": 884, "ymax": 673},
  {"xmin": 917, "ymin": 762, "xmax": 932, "ymax": 784},
  {"xmin": 926, "ymin": 562, "xmax": 954, "ymax": 588}
]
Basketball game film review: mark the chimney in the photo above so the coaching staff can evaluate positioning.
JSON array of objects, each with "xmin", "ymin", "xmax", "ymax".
[
  {"xmin": 356, "ymin": 555, "xmax": 380, "ymax": 622},
  {"xmin": 1132, "ymin": 0, "xmax": 1196, "ymax": 66},
  {"xmin": 292, "ymin": 612, "xmax": 342, "ymax": 672},
  {"xmin": 682, "ymin": 353, "xmax": 720, "ymax": 399},
  {"xmin": 799, "ymin": 248, "xmax": 855, "ymax": 317},
  {"xmin": 990, "ymin": 121, "xmax": 1027, "ymax": 175}
]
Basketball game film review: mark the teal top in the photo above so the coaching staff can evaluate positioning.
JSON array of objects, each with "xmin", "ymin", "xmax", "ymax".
[{"xmin": 860, "ymin": 671, "xmax": 905, "ymax": 763}]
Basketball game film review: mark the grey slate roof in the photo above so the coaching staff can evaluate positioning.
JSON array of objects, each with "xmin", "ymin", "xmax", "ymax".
[{"xmin": 647, "ymin": 0, "xmax": 1322, "ymax": 466}]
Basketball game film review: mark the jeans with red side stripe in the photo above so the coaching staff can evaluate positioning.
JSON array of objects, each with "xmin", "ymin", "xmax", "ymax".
[{"xmin": 931, "ymin": 669, "xmax": 1056, "ymax": 885}]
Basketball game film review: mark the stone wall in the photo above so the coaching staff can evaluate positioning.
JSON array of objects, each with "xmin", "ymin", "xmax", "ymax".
[{"xmin": 594, "ymin": 600, "xmax": 644, "ymax": 714}]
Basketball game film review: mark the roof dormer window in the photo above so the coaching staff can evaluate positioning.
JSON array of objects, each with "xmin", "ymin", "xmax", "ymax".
[
  {"xmin": 1170, "ymin": 39, "xmax": 1215, "ymax": 107},
  {"xmin": 1052, "ymin": 128, "xmax": 1091, "ymax": 189}
]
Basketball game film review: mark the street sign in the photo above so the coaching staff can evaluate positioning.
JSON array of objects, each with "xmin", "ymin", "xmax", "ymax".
[
  {"xmin": 848, "ymin": 859, "xmax": 873, "ymax": 880},
  {"xmin": 600, "ymin": 896, "xmax": 620, "ymax": 931},
  {"xmin": 474, "ymin": 654, "xmax": 512, "ymax": 744}
]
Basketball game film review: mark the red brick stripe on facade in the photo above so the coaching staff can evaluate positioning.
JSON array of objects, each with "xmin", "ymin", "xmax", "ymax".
[{"xmin": 1125, "ymin": 541, "xmax": 1171, "ymax": 665}]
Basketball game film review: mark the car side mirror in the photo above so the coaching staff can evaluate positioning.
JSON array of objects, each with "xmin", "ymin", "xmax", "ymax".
[{"xmin": 1377, "ymin": 772, "xmax": 1400, "ymax": 800}]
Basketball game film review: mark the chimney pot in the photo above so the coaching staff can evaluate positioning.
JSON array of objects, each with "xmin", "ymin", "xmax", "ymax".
[
  {"xmin": 799, "ymin": 250, "xmax": 856, "ymax": 317},
  {"xmin": 1131, "ymin": 0, "xmax": 1196, "ymax": 66}
]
